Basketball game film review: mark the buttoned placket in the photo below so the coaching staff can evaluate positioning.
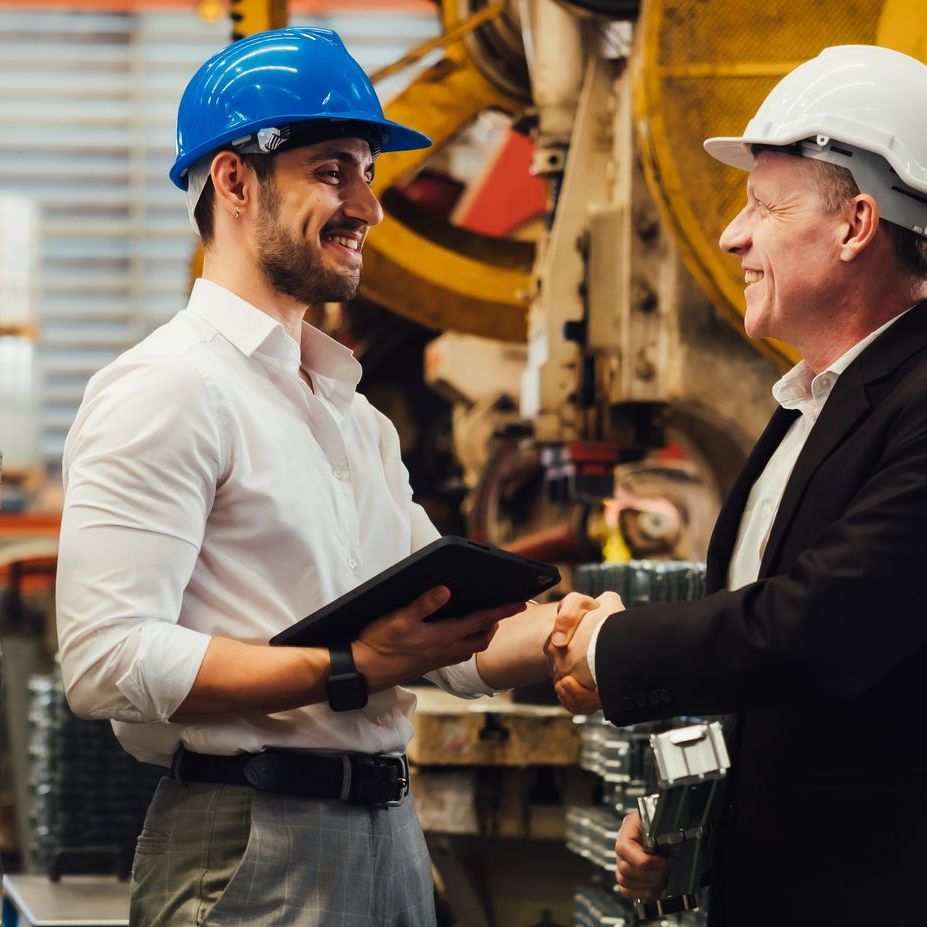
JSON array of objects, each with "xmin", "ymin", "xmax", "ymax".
[{"xmin": 269, "ymin": 342, "xmax": 363, "ymax": 578}]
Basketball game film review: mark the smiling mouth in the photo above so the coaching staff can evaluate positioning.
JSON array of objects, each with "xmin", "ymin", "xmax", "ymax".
[
  {"xmin": 744, "ymin": 269, "xmax": 763, "ymax": 287},
  {"xmin": 323, "ymin": 233, "xmax": 362, "ymax": 253}
]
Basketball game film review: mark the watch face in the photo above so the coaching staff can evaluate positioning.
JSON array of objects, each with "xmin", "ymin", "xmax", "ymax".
[{"xmin": 327, "ymin": 673, "xmax": 368, "ymax": 712}]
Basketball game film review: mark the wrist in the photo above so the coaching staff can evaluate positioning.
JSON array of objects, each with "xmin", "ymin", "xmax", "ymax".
[{"xmin": 352, "ymin": 639, "xmax": 403, "ymax": 692}]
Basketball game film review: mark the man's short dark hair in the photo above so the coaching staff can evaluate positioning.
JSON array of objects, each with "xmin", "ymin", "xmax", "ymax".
[{"xmin": 195, "ymin": 151, "xmax": 276, "ymax": 246}]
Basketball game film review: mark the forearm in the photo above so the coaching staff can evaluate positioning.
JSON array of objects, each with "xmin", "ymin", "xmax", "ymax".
[
  {"xmin": 170, "ymin": 636, "xmax": 332, "ymax": 722},
  {"xmin": 475, "ymin": 601, "xmax": 558, "ymax": 690}
]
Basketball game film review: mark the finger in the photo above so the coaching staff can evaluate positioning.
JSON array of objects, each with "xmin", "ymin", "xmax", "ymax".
[
  {"xmin": 550, "ymin": 593, "xmax": 598, "ymax": 646},
  {"xmin": 616, "ymin": 856, "xmax": 670, "ymax": 879},
  {"xmin": 618, "ymin": 867, "xmax": 669, "ymax": 892},
  {"xmin": 407, "ymin": 586, "xmax": 451, "ymax": 620},
  {"xmin": 554, "ymin": 677, "xmax": 601, "ymax": 714},
  {"xmin": 617, "ymin": 811, "xmax": 644, "ymax": 844},
  {"xmin": 595, "ymin": 590, "xmax": 624, "ymax": 611},
  {"xmin": 616, "ymin": 836, "xmax": 667, "ymax": 871},
  {"xmin": 615, "ymin": 857, "xmax": 669, "ymax": 897},
  {"xmin": 616, "ymin": 874, "xmax": 667, "ymax": 895}
]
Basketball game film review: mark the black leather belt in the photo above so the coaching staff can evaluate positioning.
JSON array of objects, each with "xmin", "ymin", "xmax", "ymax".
[{"xmin": 171, "ymin": 747, "xmax": 410, "ymax": 806}]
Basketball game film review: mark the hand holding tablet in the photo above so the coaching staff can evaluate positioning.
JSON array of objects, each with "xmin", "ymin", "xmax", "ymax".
[{"xmin": 270, "ymin": 536, "xmax": 561, "ymax": 649}]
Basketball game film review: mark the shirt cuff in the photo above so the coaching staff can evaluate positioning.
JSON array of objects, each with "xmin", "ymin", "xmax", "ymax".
[
  {"xmin": 113, "ymin": 623, "xmax": 212, "ymax": 723},
  {"xmin": 587, "ymin": 619, "xmax": 605, "ymax": 688},
  {"xmin": 425, "ymin": 655, "xmax": 499, "ymax": 699}
]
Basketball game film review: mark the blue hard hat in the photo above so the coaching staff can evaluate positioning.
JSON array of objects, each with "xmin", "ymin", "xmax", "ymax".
[{"xmin": 170, "ymin": 27, "xmax": 431, "ymax": 190}]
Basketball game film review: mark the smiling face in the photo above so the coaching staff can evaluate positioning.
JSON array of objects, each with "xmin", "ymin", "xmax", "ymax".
[
  {"xmin": 719, "ymin": 151, "xmax": 849, "ymax": 348},
  {"xmin": 252, "ymin": 137, "xmax": 383, "ymax": 306}
]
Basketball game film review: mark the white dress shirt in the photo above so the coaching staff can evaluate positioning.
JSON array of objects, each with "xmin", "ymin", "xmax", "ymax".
[
  {"xmin": 587, "ymin": 309, "xmax": 912, "ymax": 683},
  {"xmin": 57, "ymin": 278, "xmax": 493, "ymax": 767}
]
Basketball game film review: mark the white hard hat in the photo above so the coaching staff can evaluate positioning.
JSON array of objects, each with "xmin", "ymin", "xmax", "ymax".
[{"xmin": 704, "ymin": 45, "xmax": 927, "ymax": 236}]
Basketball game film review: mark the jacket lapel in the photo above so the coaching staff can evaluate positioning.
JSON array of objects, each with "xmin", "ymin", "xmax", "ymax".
[
  {"xmin": 705, "ymin": 406, "xmax": 799, "ymax": 591},
  {"xmin": 758, "ymin": 301, "xmax": 927, "ymax": 577},
  {"xmin": 757, "ymin": 363, "xmax": 869, "ymax": 577}
]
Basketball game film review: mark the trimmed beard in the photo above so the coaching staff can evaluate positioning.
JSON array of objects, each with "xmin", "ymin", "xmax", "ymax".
[{"xmin": 254, "ymin": 171, "xmax": 361, "ymax": 306}]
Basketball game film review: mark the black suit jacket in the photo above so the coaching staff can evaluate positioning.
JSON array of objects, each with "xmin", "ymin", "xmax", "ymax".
[{"xmin": 595, "ymin": 302, "xmax": 927, "ymax": 925}]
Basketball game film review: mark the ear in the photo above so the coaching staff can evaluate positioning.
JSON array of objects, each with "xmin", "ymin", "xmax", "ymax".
[
  {"xmin": 210, "ymin": 150, "xmax": 253, "ymax": 219},
  {"xmin": 839, "ymin": 193, "xmax": 879, "ymax": 263}
]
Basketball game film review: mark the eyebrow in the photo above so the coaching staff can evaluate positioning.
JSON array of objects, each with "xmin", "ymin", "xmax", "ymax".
[{"xmin": 305, "ymin": 148, "xmax": 376, "ymax": 177}]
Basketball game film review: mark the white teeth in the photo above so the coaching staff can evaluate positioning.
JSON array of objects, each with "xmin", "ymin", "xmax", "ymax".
[
  {"xmin": 744, "ymin": 269, "xmax": 763, "ymax": 285},
  {"xmin": 328, "ymin": 234, "xmax": 360, "ymax": 251}
]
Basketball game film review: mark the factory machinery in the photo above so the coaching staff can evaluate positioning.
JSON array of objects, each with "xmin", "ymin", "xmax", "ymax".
[{"xmin": 193, "ymin": 0, "xmax": 927, "ymax": 603}]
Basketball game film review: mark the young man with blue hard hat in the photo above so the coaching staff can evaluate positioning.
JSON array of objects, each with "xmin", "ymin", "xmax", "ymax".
[{"xmin": 56, "ymin": 28, "xmax": 602, "ymax": 926}]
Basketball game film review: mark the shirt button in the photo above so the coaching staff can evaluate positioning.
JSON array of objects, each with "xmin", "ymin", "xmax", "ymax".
[
  {"xmin": 376, "ymin": 713, "xmax": 391, "ymax": 726},
  {"xmin": 332, "ymin": 465, "xmax": 346, "ymax": 480},
  {"xmin": 347, "ymin": 556, "xmax": 358, "ymax": 570}
]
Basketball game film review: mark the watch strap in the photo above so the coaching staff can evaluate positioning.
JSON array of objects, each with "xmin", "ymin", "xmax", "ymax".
[
  {"xmin": 326, "ymin": 644, "xmax": 368, "ymax": 712},
  {"xmin": 329, "ymin": 643, "xmax": 358, "ymax": 677}
]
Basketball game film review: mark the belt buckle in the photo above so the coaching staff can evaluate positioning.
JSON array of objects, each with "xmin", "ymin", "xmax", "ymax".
[{"xmin": 384, "ymin": 754, "xmax": 410, "ymax": 807}]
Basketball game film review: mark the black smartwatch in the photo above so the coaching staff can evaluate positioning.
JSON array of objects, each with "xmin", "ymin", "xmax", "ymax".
[{"xmin": 326, "ymin": 644, "xmax": 368, "ymax": 712}]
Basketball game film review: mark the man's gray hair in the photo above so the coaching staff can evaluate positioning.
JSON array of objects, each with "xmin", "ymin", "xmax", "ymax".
[{"xmin": 801, "ymin": 157, "xmax": 927, "ymax": 280}]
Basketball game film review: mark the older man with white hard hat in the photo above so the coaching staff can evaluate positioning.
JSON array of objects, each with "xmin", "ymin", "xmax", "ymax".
[{"xmin": 547, "ymin": 45, "xmax": 927, "ymax": 925}]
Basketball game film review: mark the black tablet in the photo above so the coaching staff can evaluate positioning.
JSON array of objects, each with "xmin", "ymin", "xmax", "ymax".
[{"xmin": 269, "ymin": 536, "xmax": 561, "ymax": 648}]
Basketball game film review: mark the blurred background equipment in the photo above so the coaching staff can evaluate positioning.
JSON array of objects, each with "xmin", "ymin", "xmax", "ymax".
[{"xmin": 3, "ymin": 0, "xmax": 927, "ymax": 923}]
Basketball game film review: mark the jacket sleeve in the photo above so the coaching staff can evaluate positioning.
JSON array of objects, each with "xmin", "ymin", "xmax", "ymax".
[{"xmin": 595, "ymin": 392, "xmax": 927, "ymax": 726}]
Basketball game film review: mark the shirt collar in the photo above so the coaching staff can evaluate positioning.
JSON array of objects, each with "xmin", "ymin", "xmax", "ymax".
[
  {"xmin": 771, "ymin": 306, "xmax": 915, "ymax": 417},
  {"xmin": 185, "ymin": 278, "xmax": 362, "ymax": 415}
]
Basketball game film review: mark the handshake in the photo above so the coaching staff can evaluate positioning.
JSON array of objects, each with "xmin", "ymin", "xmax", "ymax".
[
  {"xmin": 545, "ymin": 590, "xmax": 672, "ymax": 904},
  {"xmin": 543, "ymin": 590, "xmax": 625, "ymax": 714}
]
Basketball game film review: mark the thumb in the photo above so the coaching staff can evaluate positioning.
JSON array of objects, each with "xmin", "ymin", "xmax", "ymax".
[
  {"xmin": 408, "ymin": 585, "xmax": 451, "ymax": 620},
  {"xmin": 550, "ymin": 594, "xmax": 598, "ymax": 647}
]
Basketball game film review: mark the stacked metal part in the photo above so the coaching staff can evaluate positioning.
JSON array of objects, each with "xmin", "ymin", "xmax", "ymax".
[
  {"xmin": 27, "ymin": 671, "xmax": 162, "ymax": 875},
  {"xmin": 574, "ymin": 561, "xmax": 706, "ymax": 606},
  {"xmin": 575, "ymin": 886, "xmax": 702, "ymax": 927},
  {"xmin": 27, "ymin": 675, "xmax": 57, "ymax": 869},
  {"xmin": 574, "ymin": 886, "xmax": 629, "ymax": 926},
  {"xmin": 568, "ymin": 560, "xmax": 708, "ymax": 926}
]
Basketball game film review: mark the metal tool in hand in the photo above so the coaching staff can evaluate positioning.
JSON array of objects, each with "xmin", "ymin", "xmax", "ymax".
[{"xmin": 633, "ymin": 722, "xmax": 730, "ymax": 920}]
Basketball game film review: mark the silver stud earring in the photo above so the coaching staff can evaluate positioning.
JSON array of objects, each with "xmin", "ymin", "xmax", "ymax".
[{"xmin": 235, "ymin": 206, "xmax": 241, "ymax": 219}]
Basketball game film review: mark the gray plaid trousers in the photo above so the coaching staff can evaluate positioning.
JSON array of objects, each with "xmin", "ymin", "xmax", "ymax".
[{"xmin": 130, "ymin": 777, "xmax": 437, "ymax": 926}]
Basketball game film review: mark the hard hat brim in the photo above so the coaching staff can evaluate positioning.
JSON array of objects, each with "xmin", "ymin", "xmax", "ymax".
[
  {"xmin": 703, "ymin": 136, "xmax": 762, "ymax": 171},
  {"xmin": 170, "ymin": 114, "xmax": 431, "ymax": 190}
]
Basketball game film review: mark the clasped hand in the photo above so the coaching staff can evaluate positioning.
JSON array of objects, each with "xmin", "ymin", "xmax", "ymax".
[{"xmin": 544, "ymin": 590, "xmax": 624, "ymax": 714}]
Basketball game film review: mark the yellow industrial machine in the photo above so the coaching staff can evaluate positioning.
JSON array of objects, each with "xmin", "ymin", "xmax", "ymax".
[{"xmin": 219, "ymin": 0, "xmax": 927, "ymax": 558}]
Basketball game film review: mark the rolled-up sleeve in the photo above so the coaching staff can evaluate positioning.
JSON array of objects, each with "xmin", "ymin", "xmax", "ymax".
[{"xmin": 56, "ymin": 354, "xmax": 221, "ymax": 723}]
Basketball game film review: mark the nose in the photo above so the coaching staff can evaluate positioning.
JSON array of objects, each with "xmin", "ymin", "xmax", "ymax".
[
  {"xmin": 344, "ymin": 178, "xmax": 384, "ymax": 228},
  {"xmin": 719, "ymin": 205, "xmax": 751, "ymax": 254}
]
